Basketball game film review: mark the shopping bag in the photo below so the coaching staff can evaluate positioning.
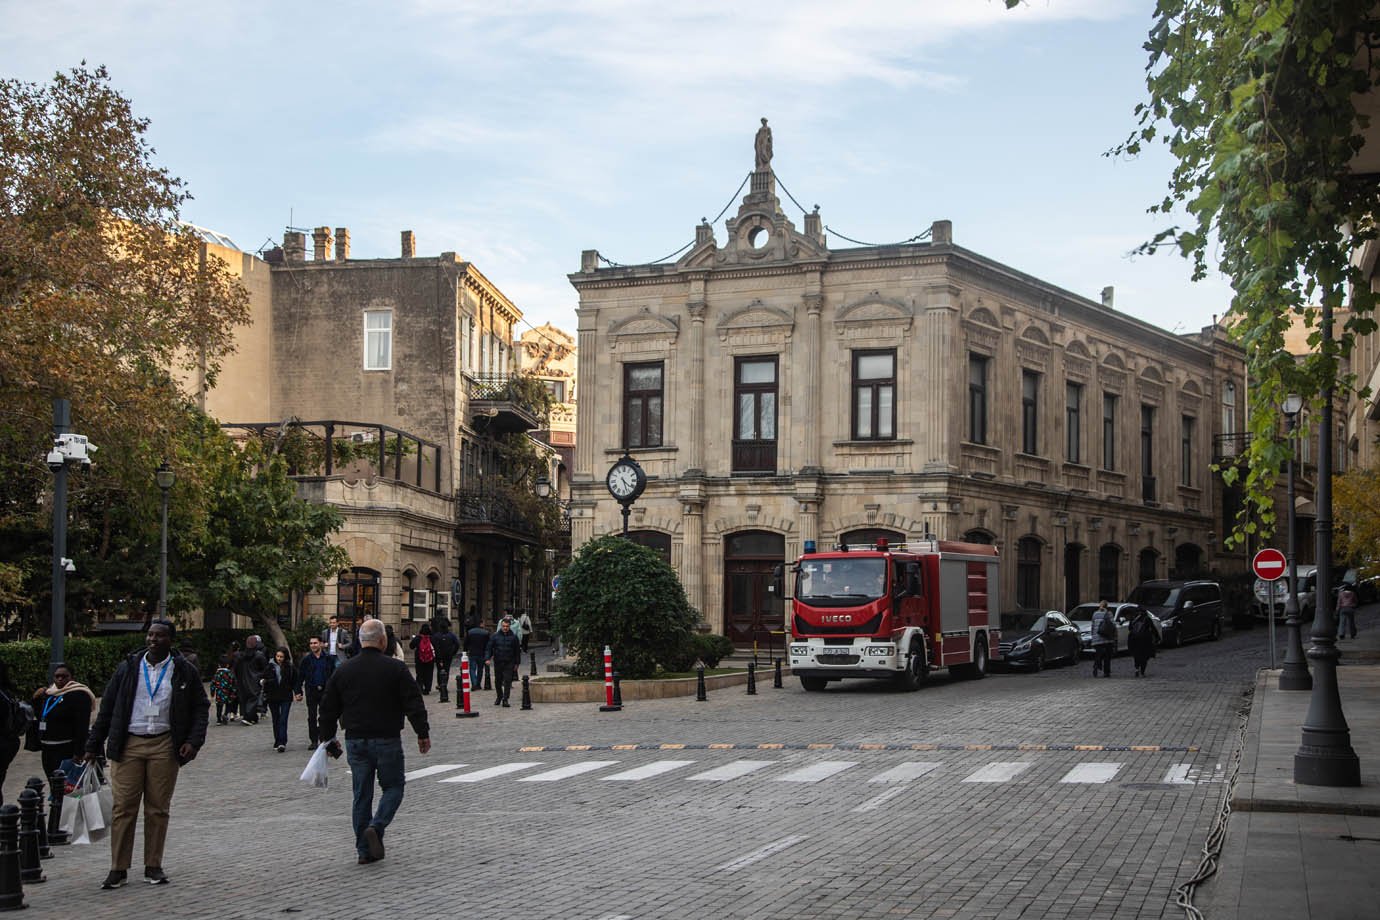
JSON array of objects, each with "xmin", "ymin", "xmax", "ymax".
[
  {"xmin": 91, "ymin": 763, "xmax": 113, "ymax": 827},
  {"xmin": 56, "ymin": 758, "xmax": 84, "ymax": 792},
  {"xmin": 59, "ymin": 793, "xmax": 92, "ymax": 845},
  {"xmin": 299, "ymin": 743, "xmax": 330, "ymax": 788},
  {"xmin": 67, "ymin": 762, "xmax": 110, "ymax": 834}
]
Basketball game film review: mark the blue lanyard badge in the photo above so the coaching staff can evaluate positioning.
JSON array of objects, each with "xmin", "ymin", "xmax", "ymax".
[
  {"xmin": 41, "ymin": 696, "xmax": 60, "ymax": 720},
  {"xmin": 143, "ymin": 658, "xmax": 171, "ymax": 700}
]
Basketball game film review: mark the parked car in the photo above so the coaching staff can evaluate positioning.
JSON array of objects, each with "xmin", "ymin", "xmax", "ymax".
[
  {"xmin": 1128, "ymin": 579, "xmax": 1223, "ymax": 646},
  {"xmin": 1251, "ymin": 564, "xmax": 1317, "ymax": 621},
  {"xmin": 997, "ymin": 611, "xmax": 1082, "ymax": 670},
  {"xmin": 1067, "ymin": 602, "xmax": 1150, "ymax": 655}
]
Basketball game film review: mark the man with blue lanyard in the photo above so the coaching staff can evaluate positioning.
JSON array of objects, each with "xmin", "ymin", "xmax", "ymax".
[
  {"xmin": 295, "ymin": 636, "xmax": 337, "ymax": 748},
  {"xmin": 84, "ymin": 619, "xmax": 209, "ymax": 890}
]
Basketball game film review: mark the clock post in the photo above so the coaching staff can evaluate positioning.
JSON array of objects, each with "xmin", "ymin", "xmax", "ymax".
[{"xmin": 605, "ymin": 452, "xmax": 647, "ymax": 536}]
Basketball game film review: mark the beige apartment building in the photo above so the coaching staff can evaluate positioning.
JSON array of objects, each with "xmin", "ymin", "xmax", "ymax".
[{"xmin": 569, "ymin": 127, "xmax": 1250, "ymax": 643}]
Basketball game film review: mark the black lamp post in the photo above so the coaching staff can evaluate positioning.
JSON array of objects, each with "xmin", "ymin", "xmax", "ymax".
[
  {"xmin": 1278, "ymin": 394, "xmax": 1310, "ymax": 691},
  {"xmin": 156, "ymin": 461, "xmax": 175, "ymax": 619},
  {"xmin": 1294, "ymin": 301, "xmax": 1360, "ymax": 785}
]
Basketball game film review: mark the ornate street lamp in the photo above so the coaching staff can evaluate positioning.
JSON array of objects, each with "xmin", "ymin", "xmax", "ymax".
[
  {"xmin": 535, "ymin": 474, "xmax": 551, "ymax": 499},
  {"xmin": 1278, "ymin": 394, "xmax": 1311, "ymax": 691},
  {"xmin": 156, "ymin": 461, "xmax": 176, "ymax": 619}
]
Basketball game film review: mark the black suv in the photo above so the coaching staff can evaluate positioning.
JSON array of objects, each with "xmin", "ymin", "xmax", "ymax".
[{"xmin": 1127, "ymin": 579, "xmax": 1223, "ymax": 647}]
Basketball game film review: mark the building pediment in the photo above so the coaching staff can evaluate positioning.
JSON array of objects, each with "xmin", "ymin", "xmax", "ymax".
[
  {"xmin": 835, "ymin": 292, "xmax": 914, "ymax": 336},
  {"xmin": 717, "ymin": 301, "xmax": 795, "ymax": 342},
  {"xmin": 608, "ymin": 307, "xmax": 680, "ymax": 349}
]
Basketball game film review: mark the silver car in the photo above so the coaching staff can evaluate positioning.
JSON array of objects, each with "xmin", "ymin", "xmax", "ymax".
[
  {"xmin": 1252, "ymin": 564, "xmax": 1316, "ymax": 620},
  {"xmin": 1069, "ymin": 602, "xmax": 1136, "ymax": 655}
]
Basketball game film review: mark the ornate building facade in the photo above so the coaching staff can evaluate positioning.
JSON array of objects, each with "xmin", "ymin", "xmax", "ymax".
[{"xmin": 569, "ymin": 126, "xmax": 1249, "ymax": 642}]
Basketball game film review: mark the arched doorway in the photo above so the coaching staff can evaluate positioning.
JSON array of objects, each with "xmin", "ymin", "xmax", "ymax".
[
  {"xmin": 723, "ymin": 530, "xmax": 785, "ymax": 646},
  {"xmin": 1138, "ymin": 548, "xmax": 1159, "ymax": 584},
  {"xmin": 1064, "ymin": 543, "xmax": 1085, "ymax": 612},
  {"xmin": 1098, "ymin": 545, "xmax": 1122, "ymax": 601},
  {"xmin": 336, "ymin": 567, "xmax": 380, "ymax": 629},
  {"xmin": 1174, "ymin": 543, "xmax": 1204, "ymax": 579},
  {"xmin": 840, "ymin": 527, "xmax": 904, "ymax": 550}
]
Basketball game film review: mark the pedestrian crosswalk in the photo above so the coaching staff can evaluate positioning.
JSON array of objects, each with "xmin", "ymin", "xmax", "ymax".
[{"xmin": 407, "ymin": 757, "xmax": 1223, "ymax": 787}]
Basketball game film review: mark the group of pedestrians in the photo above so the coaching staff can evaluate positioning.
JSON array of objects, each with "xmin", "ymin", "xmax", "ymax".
[
  {"xmin": 459, "ymin": 612, "xmax": 529, "ymax": 706},
  {"xmin": 1089, "ymin": 600, "xmax": 1161, "ymax": 678}
]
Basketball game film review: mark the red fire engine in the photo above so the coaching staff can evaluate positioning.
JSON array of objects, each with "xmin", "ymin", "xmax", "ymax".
[{"xmin": 778, "ymin": 538, "xmax": 1002, "ymax": 691}]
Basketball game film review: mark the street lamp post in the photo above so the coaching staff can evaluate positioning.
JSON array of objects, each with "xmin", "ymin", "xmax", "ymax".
[
  {"xmin": 1278, "ymin": 394, "xmax": 1311, "ymax": 691},
  {"xmin": 1295, "ymin": 301, "xmax": 1360, "ymax": 785},
  {"xmin": 156, "ymin": 461, "xmax": 176, "ymax": 619}
]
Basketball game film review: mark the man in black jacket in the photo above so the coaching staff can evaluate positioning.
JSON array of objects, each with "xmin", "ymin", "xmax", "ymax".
[
  {"xmin": 233, "ymin": 635, "xmax": 268, "ymax": 724},
  {"xmin": 319, "ymin": 619, "xmax": 430, "ymax": 865},
  {"xmin": 84, "ymin": 620, "xmax": 210, "ymax": 890},
  {"xmin": 487, "ymin": 617, "xmax": 522, "ymax": 707},
  {"xmin": 431, "ymin": 619, "xmax": 460, "ymax": 703}
]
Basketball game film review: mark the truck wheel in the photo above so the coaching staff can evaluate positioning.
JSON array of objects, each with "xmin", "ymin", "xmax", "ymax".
[
  {"xmin": 953, "ymin": 636, "xmax": 989, "ymax": 680},
  {"xmin": 800, "ymin": 676, "xmax": 828, "ymax": 692},
  {"xmin": 893, "ymin": 640, "xmax": 928, "ymax": 692}
]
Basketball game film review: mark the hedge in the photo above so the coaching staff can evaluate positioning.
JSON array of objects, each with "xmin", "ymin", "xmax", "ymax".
[{"xmin": 0, "ymin": 617, "xmax": 329, "ymax": 695}]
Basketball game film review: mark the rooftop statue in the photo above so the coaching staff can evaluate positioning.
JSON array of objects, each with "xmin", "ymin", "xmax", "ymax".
[{"xmin": 755, "ymin": 118, "xmax": 773, "ymax": 170}]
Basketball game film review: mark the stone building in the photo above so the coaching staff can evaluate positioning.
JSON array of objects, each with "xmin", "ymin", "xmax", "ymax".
[
  {"xmin": 198, "ymin": 226, "xmax": 562, "ymax": 633},
  {"xmin": 568, "ymin": 125, "xmax": 1249, "ymax": 643}
]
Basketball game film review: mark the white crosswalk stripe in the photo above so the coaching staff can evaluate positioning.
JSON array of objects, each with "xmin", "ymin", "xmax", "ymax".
[
  {"xmin": 600, "ymin": 760, "xmax": 696, "ymax": 781},
  {"xmin": 687, "ymin": 760, "xmax": 776, "ymax": 782},
  {"xmin": 962, "ymin": 762, "xmax": 1034, "ymax": 783},
  {"xmin": 1059, "ymin": 762, "xmax": 1123, "ymax": 784},
  {"xmin": 772, "ymin": 760, "xmax": 858, "ymax": 783},
  {"xmin": 518, "ymin": 761, "xmax": 620, "ymax": 782},
  {"xmin": 439, "ymin": 762, "xmax": 543, "ymax": 783},
  {"xmin": 405, "ymin": 763, "xmax": 467, "ymax": 781}
]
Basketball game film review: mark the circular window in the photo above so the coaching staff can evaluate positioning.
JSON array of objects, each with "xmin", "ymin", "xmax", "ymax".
[{"xmin": 748, "ymin": 226, "xmax": 770, "ymax": 250}]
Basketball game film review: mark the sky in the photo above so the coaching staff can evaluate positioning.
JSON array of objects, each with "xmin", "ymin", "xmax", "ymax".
[{"xmin": 1, "ymin": 0, "xmax": 1235, "ymax": 338}]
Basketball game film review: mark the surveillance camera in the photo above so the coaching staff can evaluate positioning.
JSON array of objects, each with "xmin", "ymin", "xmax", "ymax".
[{"xmin": 60, "ymin": 557, "xmax": 75, "ymax": 573}]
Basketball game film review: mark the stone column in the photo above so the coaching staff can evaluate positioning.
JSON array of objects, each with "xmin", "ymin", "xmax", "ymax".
[
  {"xmin": 574, "ymin": 316, "xmax": 599, "ymax": 480},
  {"xmin": 686, "ymin": 282, "xmax": 707, "ymax": 472},
  {"xmin": 923, "ymin": 284, "xmax": 962, "ymax": 470},
  {"xmin": 679, "ymin": 480, "xmax": 706, "ymax": 619},
  {"xmin": 801, "ymin": 286, "xmax": 823, "ymax": 471}
]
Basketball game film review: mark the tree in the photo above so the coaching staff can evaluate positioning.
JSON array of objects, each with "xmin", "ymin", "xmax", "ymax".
[
  {"xmin": 550, "ymin": 535, "xmax": 698, "ymax": 678},
  {"xmin": 1110, "ymin": 3, "xmax": 1380, "ymax": 543},
  {"xmin": 1334, "ymin": 464, "xmax": 1380, "ymax": 574},
  {"xmin": 1, "ymin": 65, "xmax": 249, "ymax": 621}
]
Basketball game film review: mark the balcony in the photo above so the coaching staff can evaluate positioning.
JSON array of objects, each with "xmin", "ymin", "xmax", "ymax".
[
  {"xmin": 221, "ymin": 419, "xmax": 445, "ymax": 493},
  {"xmin": 732, "ymin": 439, "xmax": 777, "ymax": 474},
  {"xmin": 1214, "ymin": 432, "xmax": 1251, "ymax": 463},
  {"xmin": 1142, "ymin": 475, "xmax": 1158, "ymax": 505},
  {"xmin": 466, "ymin": 374, "xmax": 544, "ymax": 434},
  {"xmin": 455, "ymin": 488, "xmax": 538, "ymax": 542}
]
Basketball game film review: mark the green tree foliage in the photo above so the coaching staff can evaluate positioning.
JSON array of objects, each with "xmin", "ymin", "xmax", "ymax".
[
  {"xmin": 1112, "ymin": 3, "xmax": 1380, "ymax": 543},
  {"xmin": 1334, "ymin": 464, "xmax": 1380, "ymax": 575},
  {"xmin": 551, "ymin": 535, "xmax": 698, "ymax": 678}
]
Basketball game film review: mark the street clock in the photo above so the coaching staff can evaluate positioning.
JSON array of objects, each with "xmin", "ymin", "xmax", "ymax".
[{"xmin": 605, "ymin": 454, "xmax": 646, "ymax": 534}]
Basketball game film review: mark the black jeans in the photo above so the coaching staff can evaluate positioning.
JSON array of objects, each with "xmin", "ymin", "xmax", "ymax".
[
  {"xmin": 414, "ymin": 660, "xmax": 434, "ymax": 694},
  {"xmin": 304, "ymin": 685, "xmax": 327, "ymax": 745},
  {"xmin": 493, "ymin": 661, "xmax": 517, "ymax": 702},
  {"xmin": 1093, "ymin": 644, "xmax": 1114, "ymax": 676}
]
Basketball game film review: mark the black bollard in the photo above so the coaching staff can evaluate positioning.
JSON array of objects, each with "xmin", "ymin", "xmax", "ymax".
[
  {"xmin": 696, "ymin": 663, "xmax": 708, "ymax": 702},
  {"xmin": 46, "ymin": 771, "xmax": 68, "ymax": 846},
  {"xmin": 520, "ymin": 675, "xmax": 532, "ymax": 710},
  {"xmin": 773, "ymin": 658, "xmax": 783, "ymax": 689},
  {"xmin": 0, "ymin": 804, "xmax": 24, "ymax": 911},
  {"xmin": 612, "ymin": 672, "xmax": 623, "ymax": 708},
  {"xmin": 747, "ymin": 662, "xmax": 757, "ymax": 695},
  {"xmin": 17, "ymin": 790, "xmax": 43, "ymax": 885},
  {"xmin": 483, "ymin": 663, "xmax": 492, "ymax": 691},
  {"xmin": 529, "ymin": 652, "xmax": 537, "ymax": 677},
  {"xmin": 21, "ymin": 782, "xmax": 49, "ymax": 860}
]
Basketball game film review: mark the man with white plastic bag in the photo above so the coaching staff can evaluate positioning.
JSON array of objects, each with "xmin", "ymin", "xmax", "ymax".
[
  {"xmin": 299, "ymin": 742, "xmax": 330, "ymax": 788},
  {"xmin": 59, "ymin": 761, "xmax": 113, "ymax": 844},
  {"xmin": 84, "ymin": 619, "xmax": 209, "ymax": 890}
]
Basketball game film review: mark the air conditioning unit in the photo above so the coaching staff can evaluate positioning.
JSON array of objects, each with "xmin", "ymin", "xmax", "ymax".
[{"xmin": 349, "ymin": 431, "xmax": 377, "ymax": 445}]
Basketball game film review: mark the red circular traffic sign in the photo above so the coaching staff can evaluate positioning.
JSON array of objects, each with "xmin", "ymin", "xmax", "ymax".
[{"xmin": 1252, "ymin": 548, "xmax": 1288, "ymax": 582}]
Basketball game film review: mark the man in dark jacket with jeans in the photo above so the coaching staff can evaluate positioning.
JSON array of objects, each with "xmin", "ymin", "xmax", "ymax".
[
  {"xmin": 319, "ymin": 618, "xmax": 430, "ymax": 865},
  {"xmin": 84, "ymin": 620, "xmax": 210, "ymax": 890},
  {"xmin": 487, "ymin": 617, "xmax": 522, "ymax": 707}
]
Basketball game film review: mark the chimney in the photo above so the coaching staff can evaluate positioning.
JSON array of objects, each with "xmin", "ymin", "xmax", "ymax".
[
  {"xmin": 581, "ymin": 249, "xmax": 599, "ymax": 272},
  {"xmin": 1101, "ymin": 286, "xmax": 1115, "ymax": 309},
  {"xmin": 312, "ymin": 227, "xmax": 333, "ymax": 262},
  {"xmin": 804, "ymin": 205, "xmax": 823, "ymax": 242},
  {"xmin": 930, "ymin": 220, "xmax": 952, "ymax": 245},
  {"xmin": 335, "ymin": 227, "xmax": 350, "ymax": 261},
  {"xmin": 401, "ymin": 230, "xmax": 415, "ymax": 259},
  {"xmin": 283, "ymin": 231, "xmax": 307, "ymax": 264},
  {"xmin": 695, "ymin": 220, "xmax": 714, "ymax": 247}
]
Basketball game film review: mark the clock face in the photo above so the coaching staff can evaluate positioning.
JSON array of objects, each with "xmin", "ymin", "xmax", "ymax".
[{"xmin": 607, "ymin": 463, "xmax": 640, "ymax": 499}]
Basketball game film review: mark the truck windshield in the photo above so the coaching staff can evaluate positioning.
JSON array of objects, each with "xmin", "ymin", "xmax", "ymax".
[{"xmin": 796, "ymin": 558, "xmax": 887, "ymax": 602}]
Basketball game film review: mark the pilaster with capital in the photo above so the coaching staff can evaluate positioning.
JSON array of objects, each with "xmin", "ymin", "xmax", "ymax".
[
  {"xmin": 923, "ymin": 284, "xmax": 961, "ymax": 469},
  {"xmin": 686, "ymin": 286, "xmax": 707, "ymax": 472},
  {"xmin": 574, "ymin": 322, "xmax": 599, "ymax": 479},
  {"xmin": 679, "ymin": 476, "xmax": 707, "ymax": 617},
  {"xmin": 802, "ymin": 285, "xmax": 823, "ymax": 470}
]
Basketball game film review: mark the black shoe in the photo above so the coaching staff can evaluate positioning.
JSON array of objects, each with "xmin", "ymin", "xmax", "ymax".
[
  {"xmin": 357, "ymin": 854, "xmax": 377, "ymax": 865},
  {"xmin": 144, "ymin": 867, "xmax": 169, "ymax": 885},
  {"xmin": 502, "ymin": 700, "xmax": 510, "ymax": 707},
  {"xmin": 438, "ymin": 696, "xmax": 449, "ymax": 703},
  {"xmin": 494, "ymin": 698, "xmax": 502, "ymax": 706},
  {"xmin": 364, "ymin": 826, "xmax": 385, "ymax": 861},
  {"xmin": 101, "ymin": 870, "xmax": 127, "ymax": 890},
  {"xmin": 276, "ymin": 744, "xmax": 286, "ymax": 753}
]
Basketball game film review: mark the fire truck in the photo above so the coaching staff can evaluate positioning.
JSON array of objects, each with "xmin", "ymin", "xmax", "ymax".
[{"xmin": 777, "ymin": 538, "xmax": 1001, "ymax": 691}]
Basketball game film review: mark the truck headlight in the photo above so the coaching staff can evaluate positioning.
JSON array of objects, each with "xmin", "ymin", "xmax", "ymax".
[
  {"xmin": 864, "ymin": 645, "xmax": 895, "ymax": 656},
  {"xmin": 790, "ymin": 646, "xmax": 809, "ymax": 656}
]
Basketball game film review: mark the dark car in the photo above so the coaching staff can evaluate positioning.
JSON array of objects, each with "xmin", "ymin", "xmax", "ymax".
[
  {"xmin": 997, "ymin": 611, "xmax": 1082, "ymax": 671},
  {"xmin": 1128, "ymin": 579, "xmax": 1223, "ymax": 647}
]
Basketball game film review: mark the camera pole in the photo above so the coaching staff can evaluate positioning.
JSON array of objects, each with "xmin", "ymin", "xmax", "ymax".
[{"xmin": 49, "ymin": 399, "xmax": 69, "ymax": 676}]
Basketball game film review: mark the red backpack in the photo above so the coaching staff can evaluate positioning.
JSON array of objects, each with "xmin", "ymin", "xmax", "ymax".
[{"xmin": 417, "ymin": 636, "xmax": 435, "ymax": 664}]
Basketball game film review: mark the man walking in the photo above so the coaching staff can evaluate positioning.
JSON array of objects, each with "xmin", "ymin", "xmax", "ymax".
[
  {"xmin": 319, "ymin": 619, "xmax": 430, "ymax": 865},
  {"xmin": 464, "ymin": 618, "xmax": 491, "ymax": 693},
  {"xmin": 322, "ymin": 615, "xmax": 353, "ymax": 662},
  {"xmin": 1090, "ymin": 600, "xmax": 1116, "ymax": 679},
  {"xmin": 84, "ymin": 620, "xmax": 210, "ymax": 889},
  {"xmin": 296, "ymin": 637, "xmax": 336, "ymax": 748},
  {"xmin": 432, "ymin": 619, "xmax": 460, "ymax": 703},
  {"xmin": 487, "ymin": 617, "xmax": 522, "ymax": 707}
]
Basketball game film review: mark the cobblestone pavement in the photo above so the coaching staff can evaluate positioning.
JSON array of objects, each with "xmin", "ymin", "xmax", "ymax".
[{"xmin": 5, "ymin": 617, "xmax": 1353, "ymax": 920}]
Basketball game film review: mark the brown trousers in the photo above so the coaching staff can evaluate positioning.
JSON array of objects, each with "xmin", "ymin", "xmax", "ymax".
[{"xmin": 109, "ymin": 733, "xmax": 180, "ymax": 871}]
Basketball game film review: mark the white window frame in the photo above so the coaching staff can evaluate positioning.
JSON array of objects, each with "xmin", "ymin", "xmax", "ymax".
[
  {"xmin": 364, "ymin": 309, "xmax": 392, "ymax": 371},
  {"xmin": 410, "ymin": 588, "xmax": 430, "ymax": 621},
  {"xmin": 434, "ymin": 590, "xmax": 451, "ymax": 621}
]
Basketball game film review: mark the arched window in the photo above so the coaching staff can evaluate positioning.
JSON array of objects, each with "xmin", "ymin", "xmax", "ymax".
[
  {"xmin": 626, "ymin": 530, "xmax": 672, "ymax": 564},
  {"xmin": 840, "ymin": 528, "xmax": 905, "ymax": 550},
  {"xmin": 1016, "ymin": 537, "xmax": 1042, "ymax": 609},
  {"xmin": 337, "ymin": 568, "xmax": 380, "ymax": 626},
  {"xmin": 962, "ymin": 529, "xmax": 996, "ymax": 545},
  {"xmin": 1098, "ymin": 545, "xmax": 1121, "ymax": 601}
]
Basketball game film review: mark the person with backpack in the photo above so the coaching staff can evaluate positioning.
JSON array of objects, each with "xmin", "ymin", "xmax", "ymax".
[
  {"xmin": 1337, "ymin": 582, "xmax": 1360, "ymax": 639},
  {"xmin": 0, "ymin": 661, "xmax": 28, "ymax": 806},
  {"xmin": 1127, "ymin": 608, "xmax": 1160, "ymax": 678},
  {"xmin": 409, "ymin": 623, "xmax": 436, "ymax": 694},
  {"xmin": 1091, "ymin": 600, "xmax": 1117, "ymax": 678},
  {"xmin": 431, "ymin": 619, "xmax": 460, "ymax": 703}
]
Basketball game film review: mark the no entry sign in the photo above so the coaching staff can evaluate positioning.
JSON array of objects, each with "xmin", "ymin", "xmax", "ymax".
[{"xmin": 1252, "ymin": 548, "xmax": 1288, "ymax": 582}]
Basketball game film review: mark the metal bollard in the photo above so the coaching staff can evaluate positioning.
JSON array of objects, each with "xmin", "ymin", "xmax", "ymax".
[
  {"xmin": 695, "ymin": 663, "xmax": 708, "ymax": 702},
  {"xmin": 520, "ymin": 675, "xmax": 532, "ymax": 710},
  {"xmin": 17, "ymin": 790, "xmax": 43, "ymax": 885},
  {"xmin": 22, "ymin": 780, "xmax": 50, "ymax": 859},
  {"xmin": 747, "ymin": 662, "xmax": 757, "ymax": 695},
  {"xmin": 437, "ymin": 662, "xmax": 450, "ymax": 702},
  {"xmin": 773, "ymin": 658, "xmax": 783, "ymax": 689},
  {"xmin": 530, "ymin": 651, "xmax": 537, "ymax": 677},
  {"xmin": 0, "ymin": 805, "xmax": 25, "ymax": 911},
  {"xmin": 612, "ymin": 672, "xmax": 623, "ymax": 708},
  {"xmin": 46, "ymin": 771, "xmax": 68, "ymax": 846}
]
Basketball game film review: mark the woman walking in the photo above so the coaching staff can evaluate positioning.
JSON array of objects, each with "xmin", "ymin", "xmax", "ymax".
[
  {"xmin": 31, "ymin": 662, "xmax": 95, "ymax": 778},
  {"xmin": 1128, "ymin": 608, "xmax": 1160, "ymax": 677},
  {"xmin": 264, "ymin": 647, "xmax": 297, "ymax": 752},
  {"xmin": 409, "ymin": 622, "xmax": 436, "ymax": 694}
]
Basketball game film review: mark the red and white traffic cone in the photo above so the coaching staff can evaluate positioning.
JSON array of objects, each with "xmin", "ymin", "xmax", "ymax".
[
  {"xmin": 599, "ymin": 644, "xmax": 621, "ymax": 712},
  {"xmin": 455, "ymin": 652, "xmax": 479, "ymax": 719}
]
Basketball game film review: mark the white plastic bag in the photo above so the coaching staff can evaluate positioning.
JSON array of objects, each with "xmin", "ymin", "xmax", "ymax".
[
  {"xmin": 299, "ymin": 743, "xmax": 331, "ymax": 788},
  {"xmin": 60, "ymin": 763, "xmax": 109, "ymax": 844}
]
